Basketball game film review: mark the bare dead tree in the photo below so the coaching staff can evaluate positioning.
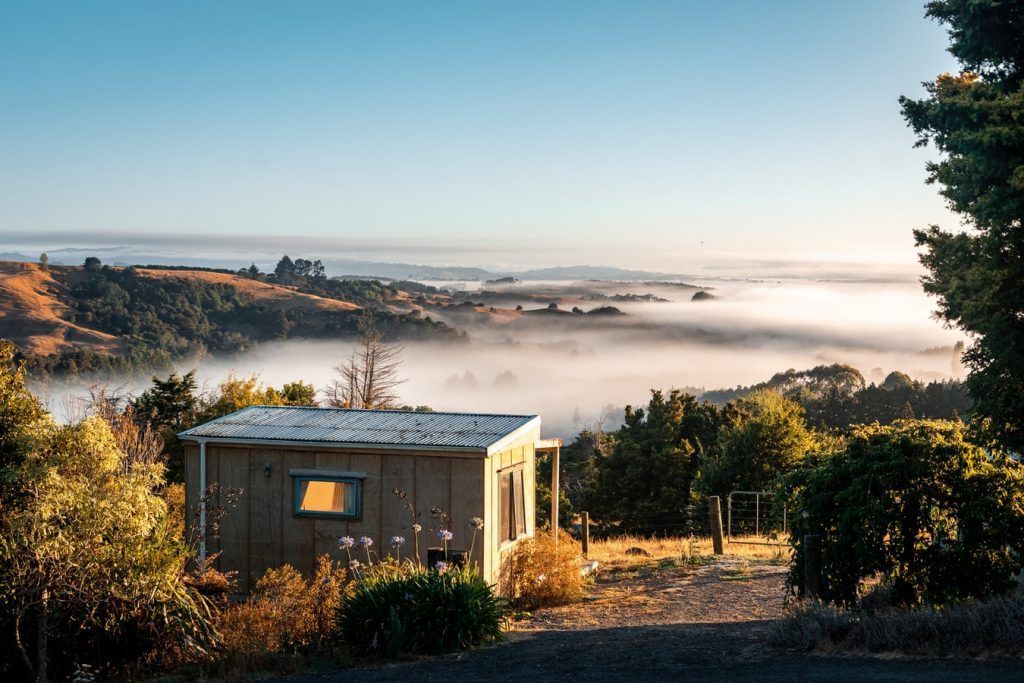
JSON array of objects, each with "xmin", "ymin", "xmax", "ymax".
[
  {"xmin": 77, "ymin": 382, "xmax": 164, "ymax": 470},
  {"xmin": 323, "ymin": 314, "xmax": 405, "ymax": 409}
]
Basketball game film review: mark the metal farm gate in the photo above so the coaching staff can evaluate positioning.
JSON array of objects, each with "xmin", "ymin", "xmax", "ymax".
[{"xmin": 726, "ymin": 491, "xmax": 787, "ymax": 545}]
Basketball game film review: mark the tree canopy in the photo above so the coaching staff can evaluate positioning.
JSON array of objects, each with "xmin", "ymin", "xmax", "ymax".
[
  {"xmin": 700, "ymin": 389, "xmax": 813, "ymax": 496},
  {"xmin": 900, "ymin": 0, "xmax": 1024, "ymax": 451},
  {"xmin": 784, "ymin": 419, "xmax": 1024, "ymax": 607},
  {"xmin": 590, "ymin": 390, "xmax": 721, "ymax": 534}
]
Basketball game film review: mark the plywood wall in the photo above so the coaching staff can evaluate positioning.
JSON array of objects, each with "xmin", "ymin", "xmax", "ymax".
[{"xmin": 185, "ymin": 444, "xmax": 489, "ymax": 592}]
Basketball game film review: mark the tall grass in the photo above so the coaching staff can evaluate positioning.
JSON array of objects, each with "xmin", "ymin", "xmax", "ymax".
[{"xmin": 771, "ymin": 593, "xmax": 1024, "ymax": 657}]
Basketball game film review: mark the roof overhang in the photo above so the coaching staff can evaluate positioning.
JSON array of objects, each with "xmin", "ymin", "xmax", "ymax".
[{"xmin": 178, "ymin": 415, "xmax": 543, "ymax": 458}]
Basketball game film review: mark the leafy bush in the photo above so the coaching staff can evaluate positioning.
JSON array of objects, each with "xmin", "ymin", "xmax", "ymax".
[
  {"xmin": 504, "ymin": 530, "xmax": 586, "ymax": 609},
  {"xmin": 0, "ymin": 408, "xmax": 215, "ymax": 681},
  {"xmin": 784, "ymin": 420, "xmax": 1024, "ymax": 606},
  {"xmin": 217, "ymin": 556, "xmax": 346, "ymax": 672},
  {"xmin": 337, "ymin": 564, "xmax": 508, "ymax": 657}
]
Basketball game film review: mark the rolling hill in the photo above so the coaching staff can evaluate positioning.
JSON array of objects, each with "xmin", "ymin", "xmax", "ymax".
[{"xmin": 0, "ymin": 261, "xmax": 459, "ymax": 377}]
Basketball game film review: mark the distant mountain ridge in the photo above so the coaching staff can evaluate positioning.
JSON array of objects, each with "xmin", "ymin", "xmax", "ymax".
[{"xmin": 0, "ymin": 249, "xmax": 692, "ymax": 282}]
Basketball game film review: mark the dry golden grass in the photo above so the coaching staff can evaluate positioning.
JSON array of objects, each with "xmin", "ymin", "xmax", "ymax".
[
  {"xmin": 505, "ymin": 529, "xmax": 587, "ymax": 609},
  {"xmin": 0, "ymin": 261, "xmax": 122, "ymax": 356},
  {"xmin": 135, "ymin": 267, "xmax": 360, "ymax": 311},
  {"xmin": 588, "ymin": 534, "xmax": 789, "ymax": 571}
]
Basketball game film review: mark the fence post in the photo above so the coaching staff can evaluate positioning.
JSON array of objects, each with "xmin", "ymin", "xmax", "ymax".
[
  {"xmin": 581, "ymin": 511, "xmax": 590, "ymax": 558},
  {"xmin": 551, "ymin": 446, "xmax": 560, "ymax": 541},
  {"xmin": 709, "ymin": 496, "xmax": 724, "ymax": 555},
  {"xmin": 804, "ymin": 534, "xmax": 823, "ymax": 600}
]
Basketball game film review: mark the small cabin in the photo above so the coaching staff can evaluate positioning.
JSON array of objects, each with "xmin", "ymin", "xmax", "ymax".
[{"xmin": 179, "ymin": 406, "xmax": 558, "ymax": 592}]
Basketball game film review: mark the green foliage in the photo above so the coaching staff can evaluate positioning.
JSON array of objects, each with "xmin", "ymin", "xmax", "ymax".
[
  {"xmin": 279, "ymin": 381, "xmax": 318, "ymax": 406},
  {"xmin": 336, "ymin": 565, "xmax": 507, "ymax": 657},
  {"xmin": 899, "ymin": 2, "xmax": 1024, "ymax": 451},
  {"xmin": 0, "ymin": 341, "xmax": 49, "ymax": 509},
  {"xmin": 534, "ymin": 449, "xmax": 575, "ymax": 530},
  {"xmin": 130, "ymin": 371, "xmax": 320, "ymax": 482},
  {"xmin": 131, "ymin": 371, "xmax": 200, "ymax": 483},
  {"xmin": 701, "ymin": 389, "xmax": 813, "ymax": 496},
  {"xmin": 784, "ymin": 420, "xmax": 1024, "ymax": 607},
  {"xmin": 132, "ymin": 371, "xmax": 200, "ymax": 431},
  {"xmin": 703, "ymin": 363, "xmax": 972, "ymax": 429},
  {"xmin": 537, "ymin": 427, "xmax": 612, "ymax": 530},
  {"xmin": 195, "ymin": 373, "xmax": 290, "ymax": 423},
  {"xmin": 590, "ymin": 390, "xmax": 721, "ymax": 534},
  {"xmin": 0, "ymin": 408, "xmax": 215, "ymax": 681}
]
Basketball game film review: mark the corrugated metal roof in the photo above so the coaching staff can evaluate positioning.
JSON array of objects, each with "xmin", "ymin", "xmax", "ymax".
[{"xmin": 178, "ymin": 405, "xmax": 539, "ymax": 451}]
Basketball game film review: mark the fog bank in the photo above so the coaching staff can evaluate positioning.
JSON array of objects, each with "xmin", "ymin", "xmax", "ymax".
[{"xmin": 33, "ymin": 278, "xmax": 963, "ymax": 438}]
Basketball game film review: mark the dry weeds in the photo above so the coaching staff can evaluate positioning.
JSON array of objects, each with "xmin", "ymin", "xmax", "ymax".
[{"xmin": 588, "ymin": 534, "xmax": 789, "ymax": 572}]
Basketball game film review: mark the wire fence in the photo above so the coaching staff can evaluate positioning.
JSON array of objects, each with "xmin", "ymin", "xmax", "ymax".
[{"xmin": 726, "ymin": 490, "xmax": 787, "ymax": 545}]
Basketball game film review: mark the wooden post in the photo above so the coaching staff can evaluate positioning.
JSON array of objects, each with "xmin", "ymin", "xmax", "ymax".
[
  {"xmin": 551, "ymin": 446, "xmax": 560, "ymax": 539},
  {"xmin": 709, "ymin": 496, "xmax": 724, "ymax": 555},
  {"xmin": 581, "ymin": 511, "xmax": 590, "ymax": 558},
  {"xmin": 804, "ymin": 534, "xmax": 823, "ymax": 600}
]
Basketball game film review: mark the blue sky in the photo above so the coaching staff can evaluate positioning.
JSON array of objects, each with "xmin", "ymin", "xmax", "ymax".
[{"xmin": 1, "ymin": 1, "xmax": 958, "ymax": 270}]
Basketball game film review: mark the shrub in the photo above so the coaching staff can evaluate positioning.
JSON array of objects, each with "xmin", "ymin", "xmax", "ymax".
[
  {"xmin": 0, "ymin": 411, "xmax": 216, "ymax": 682},
  {"xmin": 784, "ymin": 420, "xmax": 1024, "ymax": 606},
  {"xmin": 337, "ymin": 564, "xmax": 508, "ymax": 657},
  {"xmin": 504, "ymin": 529, "xmax": 586, "ymax": 609},
  {"xmin": 771, "ymin": 591, "xmax": 1024, "ymax": 657},
  {"xmin": 218, "ymin": 555, "xmax": 346, "ymax": 672}
]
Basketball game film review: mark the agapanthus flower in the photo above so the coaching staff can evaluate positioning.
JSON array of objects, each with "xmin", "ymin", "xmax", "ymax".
[
  {"xmin": 391, "ymin": 535, "xmax": 406, "ymax": 548},
  {"xmin": 411, "ymin": 523, "xmax": 422, "ymax": 533},
  {"xmin": 349, "ymin": 559, "xmax": 361, "ymax": 569},
  {"xmin": 437, "ymin": 529, "xmax": 454, "ymax": 542},
  {"xmin": 338, "ymin": 535, "xmax": 355, "ymax": 549},
  {"xmin": 358, "ymin": 536, "xmax": 374, "ymax": 548},
  {"xmin": 468, "ymin": 517, "xmax": 484, "ymax": 530},
  {"xmin": 434, "ymin": 560, "xmax": 450, "ymax": 572}
]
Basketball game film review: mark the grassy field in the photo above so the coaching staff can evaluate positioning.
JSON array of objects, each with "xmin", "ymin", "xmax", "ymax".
[{"xmin": 587, "ymin": 534, "xmax": 789, "ymax": 572}]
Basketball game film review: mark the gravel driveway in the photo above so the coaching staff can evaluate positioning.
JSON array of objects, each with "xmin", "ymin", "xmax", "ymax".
[{"xmin": 274, "ymin": 556, "xmax": 1024, "ymax": 682}]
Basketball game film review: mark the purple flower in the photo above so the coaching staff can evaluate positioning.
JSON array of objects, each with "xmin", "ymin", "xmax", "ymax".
[
  {"xmin": 391, "ymin": 535, "xmax": 406, "ymax": 548},
  {"xmin": 349, "ymin": 559, "xmax": 361, "ymax": 570},
  {"xmin": 437, "ymin": 529, "xmax": 454, "ymax": 542},
  {"xmin": 434, "ymin": 560, "xmax": 450, "ymax": 572},
  {"xmin": 358, "ymin": 536, "xmax": 374, "ymax": 548},
  {"xmin": 468, "ymin": 517, "xmax": 484, "ymax": 530},
  {"xmin": 338, "ymin": 536, "xmax": 355, "ymax": 549}
]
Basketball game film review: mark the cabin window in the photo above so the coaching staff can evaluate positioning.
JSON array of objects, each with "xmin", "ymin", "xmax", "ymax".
[
  {"xmin": 292, "ymin": 473, "xmax": 362, "ymax": 518},
  {"xmin": 499, "ymin": 467, "xmax": 527, "ymax": 543}
]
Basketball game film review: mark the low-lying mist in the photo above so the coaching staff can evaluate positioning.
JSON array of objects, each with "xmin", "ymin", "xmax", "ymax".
[{"xmin": 33, "ymin": 278, "xmax": 963, "ymax": 439}]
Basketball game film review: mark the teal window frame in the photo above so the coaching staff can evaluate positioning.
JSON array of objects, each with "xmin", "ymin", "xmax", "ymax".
[{"xmin": 292, "ymin": 473, "xmax": 362, "ymax": 519}]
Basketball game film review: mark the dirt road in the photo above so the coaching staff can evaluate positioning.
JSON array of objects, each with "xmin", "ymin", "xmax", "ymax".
[{"xmin": 279, "ymin": 556, "xmax": 1023, "ymax": 682}]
